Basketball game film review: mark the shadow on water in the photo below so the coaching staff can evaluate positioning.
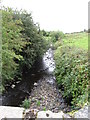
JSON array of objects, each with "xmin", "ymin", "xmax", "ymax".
[{"xmin": 2, "ymin": 48, "xmax": 55, "ymax": 106}]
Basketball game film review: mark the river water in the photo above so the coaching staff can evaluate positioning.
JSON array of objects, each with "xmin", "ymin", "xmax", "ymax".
[{"xmin": 2, "ymin": 48, "xmax": 56, "ymax": 106}]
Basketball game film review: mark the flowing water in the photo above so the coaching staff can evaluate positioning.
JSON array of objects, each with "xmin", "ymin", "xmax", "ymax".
[{"xmin": 0, "ymin": 47, "xmax": 87, "ymax": 118}]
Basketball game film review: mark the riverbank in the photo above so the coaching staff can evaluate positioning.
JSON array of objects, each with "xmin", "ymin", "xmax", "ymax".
[
  {"xmin": 2, "ymin": 57, "xmax": 44, "ymax": 106},
  {"xmin": 54, "ymin": 32, "xmax": 88, "ymax": 109}
]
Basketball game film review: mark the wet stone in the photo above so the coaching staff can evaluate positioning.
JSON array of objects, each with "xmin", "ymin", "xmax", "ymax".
[{"xmin": 28, "ymin": 48, "xmax": 70, "ymax": 113}]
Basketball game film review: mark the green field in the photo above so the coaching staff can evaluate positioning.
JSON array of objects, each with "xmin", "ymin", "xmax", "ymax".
[{"xmin": 63, "ymin": 32, "xmax": 88, "ymax": 50}]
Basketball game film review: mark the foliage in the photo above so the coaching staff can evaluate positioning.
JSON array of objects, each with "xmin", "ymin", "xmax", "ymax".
[
  {"xmin": 54, "ymin": 46, "xmax": 88, "ymax": 108},
  {"xmin": 2, "ymin": 8, "xmax": 25, "ymax": 86},
  {"xmin": 0, "ymin": 84, "xmax": 5, "ymax": 93},
  {"xmin": 43, "ymin": 107, "xmax": 46, "ymax": 111},
  {"xmin": 41, "ymin": 30, "xmax": 50, "ymax": 37},
  {"xmin": 37, "ymin": 100, "xmax": 40, "ymax": 106},
  {"xmin": 13, "ymin": 10, "xmax": 47, "ymax": 71},
  {"xmin": 52, "ymin": 40, "xmax": 63, "ymax": 50},
  {"xmin": 50, "ymin": 31, "xmax": 64, "ymax": 42},
  {"xmin": 21, "ymin": 98, "xmax": 31, "ymax": 109},
  {"xmin": 1, "ymin": 7, "xmax": 47, "ymax": 91}
]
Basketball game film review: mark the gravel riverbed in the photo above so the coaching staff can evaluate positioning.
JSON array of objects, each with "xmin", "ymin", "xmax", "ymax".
[
  {"xmin": 28, "ymin": 48, "xmax": 71, "ymax": 113},
  {"xmin": 29, "ymin": 75, "xmax": 71, "ymax": 113}
]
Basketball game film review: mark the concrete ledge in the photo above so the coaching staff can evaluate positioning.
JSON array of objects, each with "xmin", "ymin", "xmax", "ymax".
[
  {"xmin": 74, "ymin": 106, "xmax": 88, "ymax": 118},
  {"xmin": 36, "ymin": 110, "xmax": 71, "ymax": 118},
  {"xmin": 0, "ymin": 106, "xmax": 25, "ymax": 119}
]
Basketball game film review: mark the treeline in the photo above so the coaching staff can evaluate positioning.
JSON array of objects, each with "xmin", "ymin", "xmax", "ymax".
[
  {"xmin": 41, "ymin": 30, "xmax": 64, "ymax": 42},
  {"xmin": 1, "ymin": 8, "xmax": 47, "ymax": 92}
]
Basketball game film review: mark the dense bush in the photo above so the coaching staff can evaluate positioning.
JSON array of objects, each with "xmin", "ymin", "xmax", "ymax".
[
  {"xmin": 41, "ymin": 30, "xmax": 50, "ymax": 37},
  {"xmin": 13, "ymin": 10, "xmax": 47, "ymax": 71},
  {"xmin": 1, "ymin": 8, "xmax": 47, "ymax": 91},
  {"xmin": 2, "ymin": 8, "xmax": 25, "ymax": 86},
  {"xmin": 50, "ymin": 31, "xmax": 64, "ymax": 42},
  {"xmin": 54, "ymin": 46, "xmax": 88, "ymax": 108},
  {"xmin": 52, "ymin": 40, "xmax": 63, "ymax": 50}
]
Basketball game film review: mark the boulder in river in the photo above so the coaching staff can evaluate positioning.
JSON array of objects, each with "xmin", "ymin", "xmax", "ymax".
[{"xmin": 34, "ymin": 82, "xmax": 38, "ymax": 87}]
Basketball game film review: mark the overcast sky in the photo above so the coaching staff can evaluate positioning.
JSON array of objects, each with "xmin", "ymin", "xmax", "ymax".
[{"xmin": 1, "ymin": 0, "xmax": 89, "ymax": 33}]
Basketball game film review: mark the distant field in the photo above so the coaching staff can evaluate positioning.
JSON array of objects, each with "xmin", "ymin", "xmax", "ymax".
[{"xmin": 63, "ymin": 32, "xmax": 88, "ymax": 50}]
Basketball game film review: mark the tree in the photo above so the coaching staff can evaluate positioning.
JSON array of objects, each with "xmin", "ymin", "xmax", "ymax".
[
  {"xmin": 2, "ymin": 8, "xmax": 25, "ymax": 86},
  {"xmin": 50, "ymin": 31, "xmax": 64, "ymax": 42},
  {"xmin": 1, "ymin": 8, "xmax": 47, "ymax": 91}
]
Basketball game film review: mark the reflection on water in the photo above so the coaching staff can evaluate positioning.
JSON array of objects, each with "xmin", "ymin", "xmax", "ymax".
[
  {"xmin": 2, "ymin": 48, "xmax": 56, "ymax": 106},
  {"xmin": 43, "ymin": 48, "xmax": 55, "ymax": 73}
]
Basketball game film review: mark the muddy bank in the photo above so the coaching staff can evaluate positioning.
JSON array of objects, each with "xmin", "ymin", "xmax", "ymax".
[{"xmin": 2, "ymin": 57, "xmax": 45, "ymax": 106}]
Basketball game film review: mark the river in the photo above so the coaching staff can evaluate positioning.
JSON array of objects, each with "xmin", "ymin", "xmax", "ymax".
[{"xmin": 2, "ymin": 48, "xmax": 56, "ymax": 106}]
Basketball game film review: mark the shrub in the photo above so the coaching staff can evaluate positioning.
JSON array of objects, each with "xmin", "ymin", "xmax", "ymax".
[
  {"xmin": 53, "ymin": 40, "xmax": 63, "ymax": 50},
  {"xmin": 13, "ymin": 9, "xmax": 47, "ymax": 71},
  {"xmin": 21, "ymin": 98, "xmax": 31, "ymax": 109},
  {"xmin": 37, "ymin": 100, "xmax": 40, "ymax": 106},
  {"xmin": 50, "ymin": 31, "xmax": 64, "ymax": 42},
  {"xmin": 2, "ymin": 8, "xmax": 25, "ymax": 86},
  {"xmin": 43, "ymin": 107, "xmax": 46, "ymax": 111},
  {"xmin": 2, "ymin": 8, "xmax": 48, "ymax": 91},
  {"xmin": 54, "ymin": 46, "xmax": 88, "ymax": 108}
]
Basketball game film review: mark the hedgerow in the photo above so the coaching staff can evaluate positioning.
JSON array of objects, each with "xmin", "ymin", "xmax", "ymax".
[
  {"xmin": 1, "ymin": 7, "xmax": 47, "ymax": 92},
  {"xmin": 54, "ymin": 46, "xmax": 88, "ymax": 108}
]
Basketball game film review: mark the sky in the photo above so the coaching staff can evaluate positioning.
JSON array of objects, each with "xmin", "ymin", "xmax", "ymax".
[{"xmin": 1, "ymin": 0, "xmax": 89, "ymax": 33}]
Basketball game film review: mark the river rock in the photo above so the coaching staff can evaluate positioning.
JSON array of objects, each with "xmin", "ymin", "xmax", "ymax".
[
  {"xmin": 24, "ymin": 109, "xmax": 39, "ymax": 119},
  {"xmin": 34, "ymin": 82, "xmax": 38, "ymax": 87},
  {"xmin": 24, "ymin": 48, "xmax": 70, "ymax": 113},
  {"xmin": 16, "ymin": 81, "xmax": 20, "ymax": 84},
  {"xmin": 11, "ymin": 84, "xmax": 15, "ymax": 88}
]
